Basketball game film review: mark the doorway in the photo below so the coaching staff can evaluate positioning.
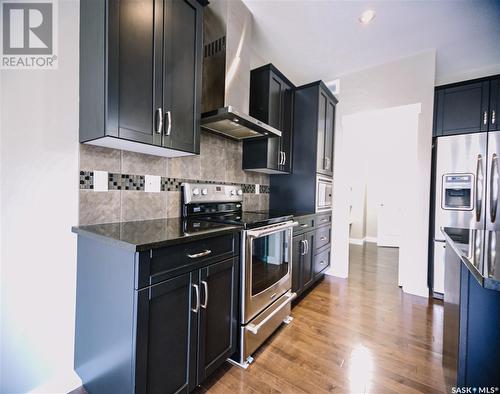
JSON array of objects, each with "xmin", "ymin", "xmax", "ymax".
[{"xmin": 339, "ymin": 104, "xmax": 422, "ymax": 291}]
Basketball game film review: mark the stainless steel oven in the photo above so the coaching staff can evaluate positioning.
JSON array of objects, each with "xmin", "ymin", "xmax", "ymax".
[
  {"xmin": 234, "ymin": 220, "xmax": 297, "ymax": 366},
  {"xmin": 316, "ymin": 176, "xmax": 333, "ymax": 212},
  {"xmin": 241, "ymin": 221, "xmax": 296, "ymax": 323}
]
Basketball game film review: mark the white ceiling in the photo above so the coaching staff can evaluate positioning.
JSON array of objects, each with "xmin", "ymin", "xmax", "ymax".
[{"xmin": 243, "ymin": 0, "xmax": 500, "ymax": 86}]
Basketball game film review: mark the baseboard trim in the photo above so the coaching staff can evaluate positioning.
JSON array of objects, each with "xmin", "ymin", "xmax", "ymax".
[
  {"xmin": 349, "ymin": 237, "xmax": 365, "ymax": 245},
  {"xmin": 365, "ymin": 236, "xmax": 378, "ymax": 243}
]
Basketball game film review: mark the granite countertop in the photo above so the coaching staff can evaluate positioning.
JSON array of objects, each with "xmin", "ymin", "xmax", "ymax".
[
  {"xmin": 72, "ymin": 218, "xmax": 241, "ymax": 252},
  {"xmin": 442, "ymin": 227, "xmax": 500, "ymax": 291}
]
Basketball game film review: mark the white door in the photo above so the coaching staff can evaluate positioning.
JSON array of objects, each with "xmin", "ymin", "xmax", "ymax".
[{"xmin": 377, "ymin": 193, "xmax": 402, "ymax": 247}]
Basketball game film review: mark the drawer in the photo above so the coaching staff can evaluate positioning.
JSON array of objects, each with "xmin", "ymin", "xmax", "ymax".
[
  {"xmin": 316, "ymin": 213, "xmax": 331, "ymax": 227},
  {"xmin": 294, "ymin": 216, "xmax": 315, "ymax": 235},
  {"xmin": 136, "ymin": 233, "xmax": 239, "ymax": 288},
  {"xmin": 315, "ymin": 225, "xmax": 331, "ymax": 250},
  {"xmin": 314, "ymin": 248, "xmax": 330, "ymax": 276}
]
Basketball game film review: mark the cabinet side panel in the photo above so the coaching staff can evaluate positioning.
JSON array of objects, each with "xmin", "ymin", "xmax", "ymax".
[
  {"xmin": 79, "ymin": 0, "xmax": 106, "ymax": 141},
  {"xmin": 74, "ymin": 236, "xmax": 136, "ymax": 394}
]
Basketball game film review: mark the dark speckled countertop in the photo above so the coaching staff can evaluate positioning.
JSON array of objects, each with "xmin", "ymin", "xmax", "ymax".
[
  {"xmin": 72, "ymin": 218, "xmax": 241, "ymax": 252},
  {"xmin": 442, "ymin": 227, "xmax": 500, "ymax": 291}
]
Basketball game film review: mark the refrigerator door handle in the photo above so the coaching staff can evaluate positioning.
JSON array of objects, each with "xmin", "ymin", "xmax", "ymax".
[
  {"xmin": 490, "ymin": 153, "xmax": 499, "ymax": 223},
  {"xmin": 476, "ymin": 154, "xmax": 484, "ymax": 223}
]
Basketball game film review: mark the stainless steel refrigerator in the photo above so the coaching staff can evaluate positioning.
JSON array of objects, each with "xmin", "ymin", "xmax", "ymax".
[{"xmin": 432, "ymin": 131, "xmax": 500, "ymax": 295}]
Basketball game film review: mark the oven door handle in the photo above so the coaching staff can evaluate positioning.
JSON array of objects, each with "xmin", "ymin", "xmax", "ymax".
[
  {"xmin": 246, "ymin": 221, "xmax": 298, "ymax": 239},
  {"xmin": 245, "ymin": 292, "xmax": 297, "ymax": 335}
]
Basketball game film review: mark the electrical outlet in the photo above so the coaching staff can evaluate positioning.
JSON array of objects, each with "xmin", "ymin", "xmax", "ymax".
[
  {"xmin": 93, "ymin": 170, "xmax": 108, "ymax": 192},
  {"xmin": 255, "ymin": 184, "xmax": 260, "ymax": 195},
  {"xmin": 145, "ymin": 175, "xmax": 161, "ymax": 193}
]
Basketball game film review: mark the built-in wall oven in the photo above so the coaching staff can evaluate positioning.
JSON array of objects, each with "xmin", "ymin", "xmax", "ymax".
[{"xmin": 316, "ymin": 176, "xmax": 333, "ymax": 212}]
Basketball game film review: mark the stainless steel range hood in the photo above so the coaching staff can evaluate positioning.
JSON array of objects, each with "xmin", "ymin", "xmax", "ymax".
[{"xmin": 201, "ymin": 0, "xmax": 281, "ymax": 140}]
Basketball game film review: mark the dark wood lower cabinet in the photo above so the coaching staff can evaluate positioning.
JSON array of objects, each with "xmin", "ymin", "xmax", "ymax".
[
  {"xmin": 136, "ymin": 257, "xmax": 239, "ymax": 393},
  {"xmin": 197, "ymin": 258, "xmax": 238, "ymax": 383},
  {"xmin": 292, "ymin": 221, "xmax": 331, "ymax": 297},
  {"xmin": 136, "ymin": 273, "xmax": 197, "ymax": 394}
]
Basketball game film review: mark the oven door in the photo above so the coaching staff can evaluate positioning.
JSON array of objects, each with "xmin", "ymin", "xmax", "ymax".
[
  {"xmin": 242, "ymin": 221, "xmax": 296, "ymax": 324},
  {"xmin": 316, "ymin": 176, "xmax": 333, "ymax": 212}
]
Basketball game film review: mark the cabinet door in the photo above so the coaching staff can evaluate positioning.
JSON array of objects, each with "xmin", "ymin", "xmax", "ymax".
[
  {"xmin": 110, "ymin": 0, "xmax": 162, "ymax": 145},
  {"xmin": 163, "ymin": 0, "xmax": 203, "ymax": 154},
  {"xmin": 135, "ymin": 273, "xmax": 198, "ymax": 394},
  {"xmin": 316, "ymin": 90, "xmax": 328, "ymax": 174},
  {"xmin": 435, "ymin": 81, "xmax": 490, "ymax": 136},
  {"xmin": 292, "ymin": 235, "xmax": 303, "ymax": 294},
  {"xmin": 323, "ymin": 98, "xmax": 335, "ymax": 176},
  {"xmin": 197, "ymin": 258, "xmax": 238, "ymax": 384},
  {"xmin": 301, "ymin": 231, "xmax": 315, "ymax": 289},
  {"xmin": 490, "ymin": 78, "xmax": 499, "ymax": 132},
  {"xmin": 280, "ymin": 87, "xmax": 294, "ymax": 173}
]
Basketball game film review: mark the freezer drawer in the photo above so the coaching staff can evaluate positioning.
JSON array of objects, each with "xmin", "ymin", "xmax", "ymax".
[{"xmin": 433, "ymin": 241, "xmax": 446, "ymax": 294}]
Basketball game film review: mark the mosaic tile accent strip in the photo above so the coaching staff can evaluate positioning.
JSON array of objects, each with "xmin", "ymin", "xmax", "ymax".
[
  {"xmin": 79, "ymin": 171, "xmax": 270, "ymax": 193},
  {"xmin": 80, "ymin": 171, "xmax": 93, "ymax": 189},
  {"xmin": 260, "ymin": 185, "xmax": 271, "ymax": 194}
]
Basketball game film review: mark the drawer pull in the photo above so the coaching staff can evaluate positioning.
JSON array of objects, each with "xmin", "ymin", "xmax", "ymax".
[
  {"xmin": 187, "ymin": 249, "xmax": 212, "ymax": 259},
  {"xmin": 320, "ymin": 260, "xmax": 326, "ymax": 265},
  {"xmin": 320, "ymin": 236, "xmax": 327, "ymax": 241},
  {"xmin": 321, "ymin": 218, "xmax": 328, "ymax": 222},
  {"xmin": 300, "ymin": 224, "xmax": 309, "ymax": 228}
]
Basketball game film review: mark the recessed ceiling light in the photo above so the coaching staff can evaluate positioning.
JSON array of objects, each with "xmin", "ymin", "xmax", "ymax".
[{"xmin": 359, "ymin": 9, "xmax": 375, "ymax": 25}]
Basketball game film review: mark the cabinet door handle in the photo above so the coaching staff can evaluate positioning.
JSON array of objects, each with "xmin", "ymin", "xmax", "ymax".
[
  {"xmin": 483, "ymin": 111, "xmax": 488, "ymax": 125},
  {"xmin": 187, "ymin": 249, "xmax": 212, "ymax": 259},
  {"xmin": 155, "ymin": 108, "xmax": 163, "ymax": 134},
  {"xmin": 492, "ymin": 110, "xmax": 497, "ymax": 125},
  {"xmin": 165, "ymin": 111, "xmax": 172, "ymax": 136},
  {"xmin": 191, "ymin": 284, "xmax": 200, "ymax": 313},
  {"xmin": 300, "ymin": 240, "xmax": 306, "ymax": 255},
  {"xmin": 283, "ymin": 151, "xmax": 286, "ymax": 165},
  {"xmin": 304, "ymin": 239, "xmax": 309, "ymax": 254},
  {"xmin": 324, "ymin": 157, "xmax": 330, "ymax": 170},
  {"xmin": 319, "ymin": 260, "xmax": 326, "ymax": 266},
  {"xmin": 201, "ymin": 280, "xmax": 208, "ymax": 309}
]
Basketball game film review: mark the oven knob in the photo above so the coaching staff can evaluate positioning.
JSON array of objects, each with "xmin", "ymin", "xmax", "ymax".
[
  {"xmin": 192, "ymin": 188, "xmax": 200, "ymax": 195},
  {"xmin": 230, "ymin": 190, "xmax": 236, "ymax": 196},
  {"xmin": 201, "ymin": 188, "xmax": 208, "ymax": 195},
  {"xmin": 237, "ymin": 189, "xmax": 243, "ymax": 196}
]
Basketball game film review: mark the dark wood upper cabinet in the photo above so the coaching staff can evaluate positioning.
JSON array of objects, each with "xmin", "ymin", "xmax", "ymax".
[
  {"xmin": 270, "ymin": 81, "xmax": 337, "ymax": 213},
  {"xmin": 433, "ymin": 80, "xmax": 490, "ymax": 137},
  {"xmin": 490, "ymin": 77, "xmax": 499, "ymax": 132},
  {"xmin": 316, "ymin": 87, "xmax": 335, "ymax": 176},
  {"xmin": 80, "ymin": 0, "xmax": 203, "ymax": 157},
  {"xmin": 243, "ymin": 64, "xmax": 295, "ymax": 174}
]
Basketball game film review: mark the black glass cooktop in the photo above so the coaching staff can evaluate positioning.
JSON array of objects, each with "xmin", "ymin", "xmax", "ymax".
[{"xmin": 199, "ymin": 210, "xmax": 293, "ymax": 229}]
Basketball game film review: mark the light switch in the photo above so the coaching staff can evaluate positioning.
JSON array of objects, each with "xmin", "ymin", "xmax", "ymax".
[
  {"xmin": 93, "ymin": 170, "xmax": 108, "ymax": 192},
  {"xmin": 255, "ymin": 184, "xmax": 260, "ymax": 195},
  {"xmin": 145, "ymin": 175, "xmax": 161, "ymax": 193}
]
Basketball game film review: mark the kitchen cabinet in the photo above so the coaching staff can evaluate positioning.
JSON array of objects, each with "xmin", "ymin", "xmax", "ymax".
[
  {"xmin": 79, "ymin": 0, "xmax": 203, "ymax": 157},
  {"xmin": 270, "ymin": 81, "xmax": 337, "ymax": 213},
  {"xmin": 243, "ymin": 64, "xmax": 295, "ymax": 174},
  {"xmin": 291, "ymin": 214, "xmax": 331, "ymax": 297},
  {"xmin": 74, "ymin": 231, "xmax": 239, "ymax": 394},
  {"xmin": 316, "ymin": 88, "xmax": 336, "ymax": 176},
  {"xmin": 490, "ymin": 77, "xmax": 499, "ymax": 132},
  {"xmin": 433, "ymin": 79, "xmax": 495, "ymax": 137}
]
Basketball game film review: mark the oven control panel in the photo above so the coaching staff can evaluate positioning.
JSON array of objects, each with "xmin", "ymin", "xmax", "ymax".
[{"xmin": 182, "ymin": 182, "xmax": 243, "ymax": 204}]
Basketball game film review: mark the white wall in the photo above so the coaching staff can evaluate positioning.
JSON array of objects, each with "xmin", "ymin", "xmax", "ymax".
[
  {"xmin": 328, "ymin": 51, "xmax": 436, "ymax": 298},
  {"xmin": 0, "ymin": 1, "xmax": 81, "ymax": 393}
]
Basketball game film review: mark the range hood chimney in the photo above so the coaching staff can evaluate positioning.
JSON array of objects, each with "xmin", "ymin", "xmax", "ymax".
[{"xmin": 201, "ymin": 0, "xmax": 281, "ymax": 140}]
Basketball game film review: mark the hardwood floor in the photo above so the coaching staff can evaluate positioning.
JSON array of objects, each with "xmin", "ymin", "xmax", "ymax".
[{"xmin": 198, "ymin": 243, "xmax": 446, "ymax": 394}]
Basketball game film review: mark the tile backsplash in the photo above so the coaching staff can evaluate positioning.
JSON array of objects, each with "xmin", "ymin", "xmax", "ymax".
[{"xmin": 79, "ymin": 131, "xmax": 270, "ymax": 225}]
